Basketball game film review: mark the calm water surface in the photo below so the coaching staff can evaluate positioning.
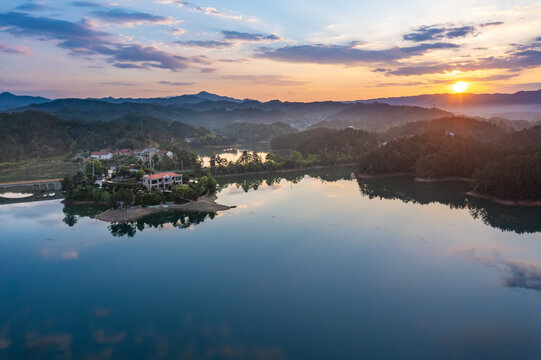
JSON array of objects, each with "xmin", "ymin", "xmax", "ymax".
[{"xmin": 1, "ymin": 169, "xmax": 540, "ymax": 359}]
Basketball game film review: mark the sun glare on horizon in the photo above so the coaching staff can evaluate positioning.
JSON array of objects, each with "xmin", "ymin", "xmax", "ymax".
[{"xmin": 452, "ymin": 81, "xmax": 469, "ymax": 93}]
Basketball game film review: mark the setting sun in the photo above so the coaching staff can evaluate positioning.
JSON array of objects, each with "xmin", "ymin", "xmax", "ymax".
[{"xmin": 452, "ymin": 81, "xmax": 469, "ymax": 93}]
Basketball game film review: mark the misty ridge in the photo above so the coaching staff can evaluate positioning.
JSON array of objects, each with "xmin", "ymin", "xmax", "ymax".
[{"xmin": 1, "ymin": 89, "xmax": 541, "ymax": 130}]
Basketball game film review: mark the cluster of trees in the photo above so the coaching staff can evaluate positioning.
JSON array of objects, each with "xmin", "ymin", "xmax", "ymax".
[
  {"xmin": 271, "ymin": 128, "xmax": 378, "ymax": 157},
  {"xmin": 359, "ymin": 133, "xmax": 498, "ymax": 178},
  {"xmin": 473, "ymin": 152, "xmax": 541, "ymax": 201},
  {"xmin": 62, "ymin": 169, "xmax": 218, "ymax": 208},
  {"xmin": 381, "ymin": 116, "xmax": 508, "ymax": 142},
  {"xmin": 359, "ymin": 126, "xmax": 541, "ymax": 201},
  {"xmin": 209, "ymin": 150, "xmax": 340, "ymax": 175}
]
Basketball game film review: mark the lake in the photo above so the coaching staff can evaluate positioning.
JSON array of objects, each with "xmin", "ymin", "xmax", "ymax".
[{"xmin": 0, "ymin": 168, "xmax": 540, "ymax": 359}]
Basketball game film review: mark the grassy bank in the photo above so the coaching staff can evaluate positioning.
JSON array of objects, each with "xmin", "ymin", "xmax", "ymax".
[{"xmin": 0, "ymin": 157, "xmax": 81, "ymax": 182}]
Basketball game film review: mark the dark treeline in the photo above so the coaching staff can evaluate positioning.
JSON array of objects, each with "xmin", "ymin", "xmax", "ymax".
[
  {"xmin": 359, "ymin": 126, "xmax": 541, "ymax": 201},
  {"xmin": 0, "ymin": 111, "xmax": 227, "ymax": 162}
]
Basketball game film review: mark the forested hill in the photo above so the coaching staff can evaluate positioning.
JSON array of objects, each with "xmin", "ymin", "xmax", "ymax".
[
  {"xmin": 310, "ymin": 103, "xmax": 452, "ymax": 131},
  {"xmin": 381, "ymin": 116, "xmax": 509, "ymax": 142},
  {"xmin": 15, "ymin": 97, "xmax": 454, "ymax": 131},
  {"xmin": 0, "ymin": 111, "xmax": 219, "ymax": 162}
]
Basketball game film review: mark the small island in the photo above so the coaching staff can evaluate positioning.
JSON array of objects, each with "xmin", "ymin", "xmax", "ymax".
[{"xmin": 62, "ymin": 161, "xmax": 233, "ymax": 223}]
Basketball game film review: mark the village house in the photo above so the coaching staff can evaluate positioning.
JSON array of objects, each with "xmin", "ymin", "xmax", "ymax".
[
  {"xmin": 158, "ymin": 150, "xmax": 174, "ymax": 159},
  {"xmin": 137, "ymin": 148, "xmax": 174, "ymax": 162},
  {"xmin": 142, "ymin": 172, "xmax": 183, "ymax": 190},
  {"xmin": 116, "ymin": 149, "xmax": 133, "ymax": 156},
  {"xmin": 90, "ymin": 151, "xmax": 113, "ymax": 160},
  {"xmin": 133, "ymin": 149, "xmax": 145, "ymax": 157}
]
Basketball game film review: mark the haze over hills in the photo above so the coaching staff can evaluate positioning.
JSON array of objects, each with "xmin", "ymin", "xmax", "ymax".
[
  {"xmin": 1, "ymin": 89, "xmax": 541, "ymax": 130},
  {"xmin": 360, "ymin": 89, "xmax": 541, "ymax": 119}
]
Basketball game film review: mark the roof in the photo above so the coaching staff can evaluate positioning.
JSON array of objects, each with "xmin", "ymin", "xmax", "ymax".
[
  {"xmin": 91, "ymin": 151, "xmax": 112, "ymax": 156},
  {"xmin": 145, "ymin": 172, "xmax": 181, "ymax": 180}
]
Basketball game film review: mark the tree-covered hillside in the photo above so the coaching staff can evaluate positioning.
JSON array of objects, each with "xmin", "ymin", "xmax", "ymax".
[
  {"xmin": 0, "ymin": 111, "xmax": 221, "ymax": 162},
  {"xmin": 311, "ymin": 102, "xmax": 452, "ymax": 131},
  {"xmin": 218, "ymin": 122, "xmax": 297, "ymax": 144}
]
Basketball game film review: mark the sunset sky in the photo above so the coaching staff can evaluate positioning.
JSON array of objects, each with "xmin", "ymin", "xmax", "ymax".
[{"xmin": 0, "ymin": 0, "xmax": 540, "ymax": 100}]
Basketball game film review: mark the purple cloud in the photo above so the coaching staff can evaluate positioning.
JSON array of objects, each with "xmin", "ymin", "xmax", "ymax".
[
  {"xmin": 0, "ymin": 12, "xmax": 204, "ymax": 71},
  {"xmin": 403, "ymin": 25, "xmax": 476, "ymax": 42},
  {"xmin": 91, "ymin": 9, "xmax": 171, "ymax": 24},
  {"xmin": 175, "ymin": 40, "xmax": 233, "ymax": 48},
  {"xmin": 222, "ymin": 30, "xmax": 281, "ymax": 41},
  {"xmin": 256, "ymin": 42, "xmax": 459, "ymax": 65}
]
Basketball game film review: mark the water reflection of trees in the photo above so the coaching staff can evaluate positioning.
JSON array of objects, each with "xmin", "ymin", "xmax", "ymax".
[
  {"xmin": 218, "ymin": 167, "xmax": 354, "ymax": 193},
  {"xmin": 357, "ymin": 177, "xmax": 541, "ymax": 234},
  {"xmin": 63, "ymin": 204, "xmax": 106, "ymax": 227},
  {"xmin": 108, "ymin": 212, "xmax": 215, "ymax": 237},
  {"xmin": 63, "ymin": 204, "xmax": 215, "ymax": 237}
]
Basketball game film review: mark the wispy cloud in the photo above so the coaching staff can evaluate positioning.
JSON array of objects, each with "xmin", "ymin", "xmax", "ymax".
[
  {"xmin": 222, "ymin": 30, "xmax": 280, "ymax": 42},
  {"xmin": 168, "ymin": 27, "xmax": 186, "ymax": 36},
  {"xmin": 71, "ymin": 1, "xmax": 104, "ymax": 7},
  {"xmin": 16, "ymin": 3, "xmax": 53, "ymax": 11},
  {"xmin": 159, "ymin": 80, "xmax": 194, "ymax": 86},
  {"xmin": 175, "ymin": 39, "xmax": 233, "ymax": 48},
  {"xmin": 256, "ymin": 42, "xmax": 459, "ymax": 65},
  {"xmin": 156, "ymin": 0, "xmax": 188, "ymax": 6},
  {"xmin": 403, "ymin": 24, "xmax": 477, "ymax": 42},
  {"xmin": 101, "ymin": 81, "xmax": 137, "ymax": 86},
  {"xmin": 91, "ymin": 9, "xmax": 178, "ymax": 26},
  {"xmin": 193, "ymin": 6, "xmax": 242, "ymax": 20},
  {"xmin": 223, "ymin": 74, "xmax": 308, "ymax": 86},
  {"xmin": 0, "ymin": 42, "xmax": 32, "ymax": 55},
  {"xmin": 0, "ymin": 12, "xmax": 205, "ymax": 71},
  {"xmin": 385, "ymin": 41, "xmax": 541, "ymax": 76}
]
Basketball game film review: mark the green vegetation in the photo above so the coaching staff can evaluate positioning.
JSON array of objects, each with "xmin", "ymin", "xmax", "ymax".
[
  {"xmin": 473, "ymin": 152, "xmax": 541, "ymax": 201},
  {"xmin": 359, "ymin": 126, "xmax": 541, "ymax": 201},
  {"xmin": 381, "ymin": 116, "xmax": 508, "ymax": 142},
  {"xmin": 62, "ymin": 169, "xmax": 218, "ymax": 208},
  {"xmin": 0, "ymin": 111, "xmax": 226, "ymax": 162},
  {"xmin": 218, "ymin": 122, "xmax": 297, "ymax": 145},
  {"xmin": 271, "ymin": 128, "xmax": 378, "ymax": 162},
  {"xmin": 0, "ymin": 156, "xmax": 81, "ymax": 182}
]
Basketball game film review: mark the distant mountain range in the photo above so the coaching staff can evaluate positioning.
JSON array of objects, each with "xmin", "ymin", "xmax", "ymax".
[
  {"xmin": 0, "ymin": 92, "xmax": 50, "ymax": 110},
  {"xmin": 1, "ymin": 89, "xmax": 540, "ymax": 130},
  {"xmin": 360, "ymin": 89, "xmax": 541, "ymax": 118}
]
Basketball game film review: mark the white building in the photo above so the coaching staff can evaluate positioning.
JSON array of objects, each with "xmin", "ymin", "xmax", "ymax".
[
  {"xmin": 90, "ymin": 151, "xmax": 113, "ymax": 160},
  {"xmin": 142, "ymin": 172, "xmax": 183, "ymax": 190}
]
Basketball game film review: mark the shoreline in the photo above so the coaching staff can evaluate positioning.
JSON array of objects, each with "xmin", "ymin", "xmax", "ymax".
[
  {"xmin": 357, "ymin": 172, "xmax": 414, "ymax": 179},
  {"xmin": 95, "ymin": 195, "xmax": 235, "ymax": 223},
  {"xmin": 414, "ymin": 176, "xmax": 473, "ymax": 183},
  {"xmin": 465, "ymin": 191, "xmax": 541, "ymax": 207},
  {"xmin": 215, "ymin": 163, "xmax": 357, "ymax": 178}
]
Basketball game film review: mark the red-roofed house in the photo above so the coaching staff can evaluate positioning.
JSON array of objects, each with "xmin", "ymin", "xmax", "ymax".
[
  {"xmin": 90, "ymin": 151, "xmax": 113, "ymax": 160},
  {"xmin": 116, "ymin": 149, "xmax": 133, "ymax": 156},
  {"xmin": 142, "ymin": 172, "xmax": 183, "ymax": 190}
]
